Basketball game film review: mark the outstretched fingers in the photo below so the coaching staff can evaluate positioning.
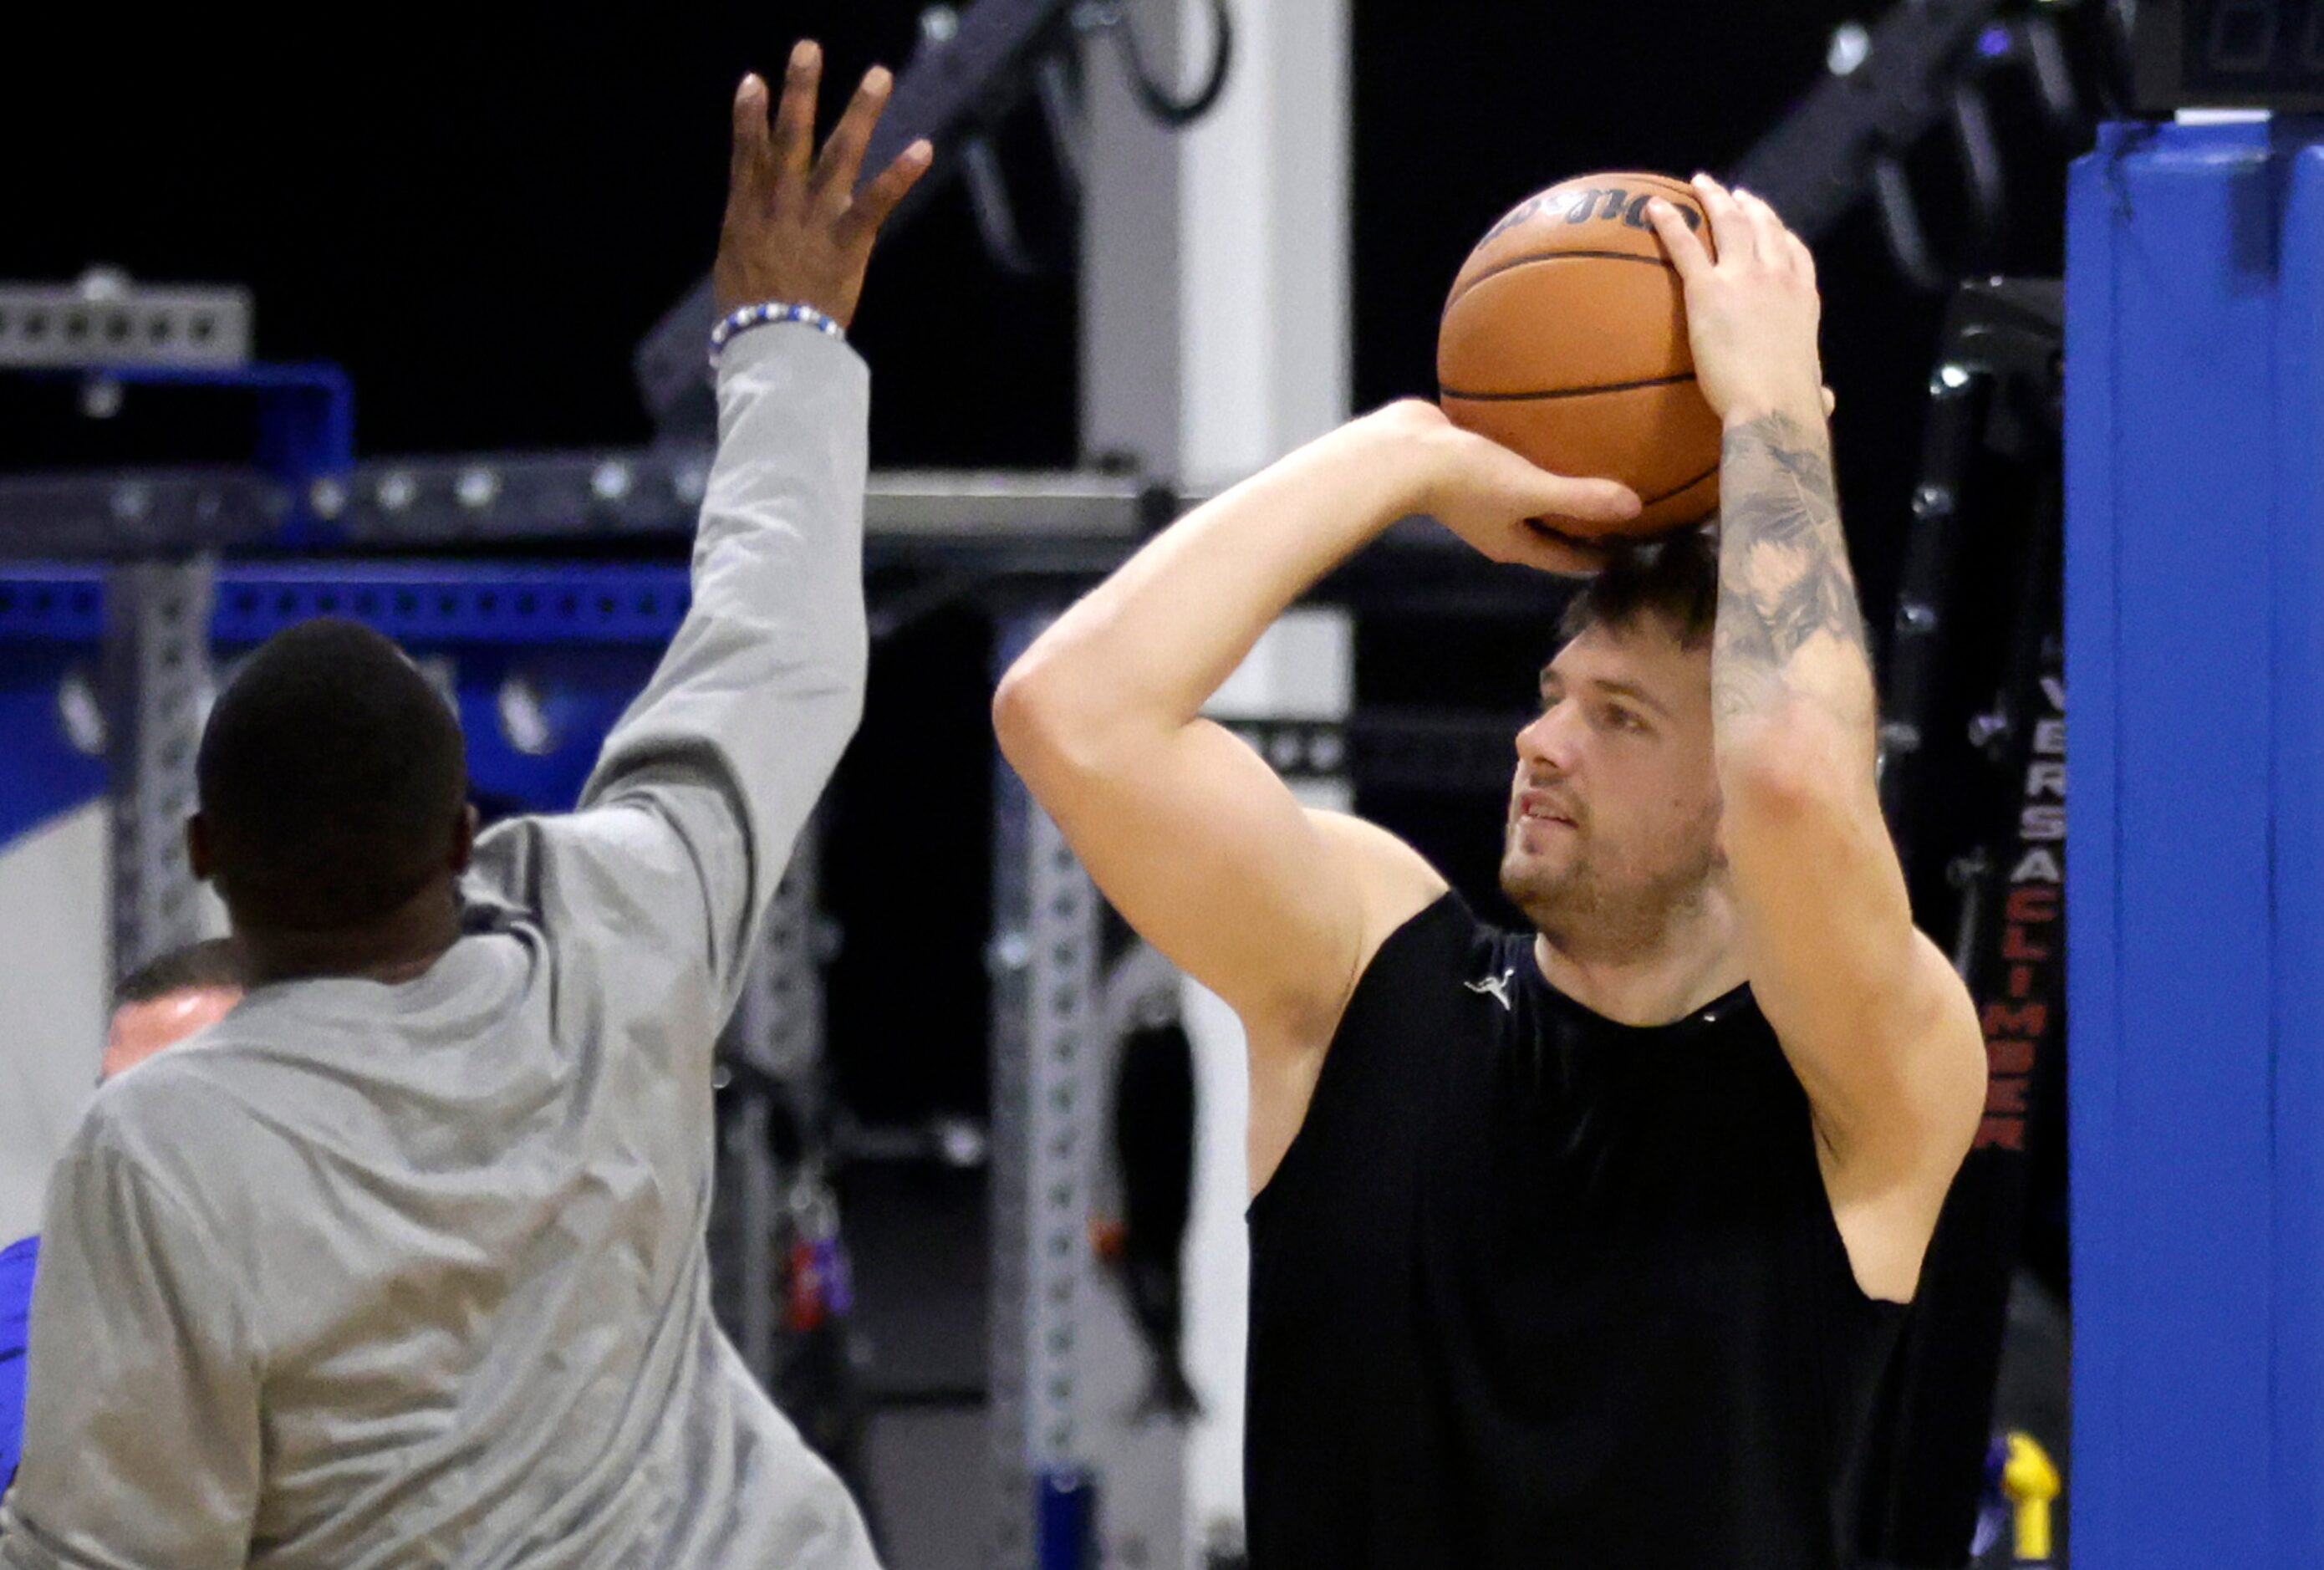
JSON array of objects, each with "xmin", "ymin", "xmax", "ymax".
[
  {"xmin": 838, "ymin": 140, "xmax": 935, "ymax": 251},
  {"xmin": 709, "ymin": 38, "xmax": 930, "ymax": 322},
  {"xmin": 814, "ymin": 65, "xmax": 894, "ymax": 213},
  {"xmin": 772, "ymin": 39, "xmax": 823, "ymax": 215},
  {"xmin": 728, "ymin": 74, "xmax": 772, "ymax": 206}
]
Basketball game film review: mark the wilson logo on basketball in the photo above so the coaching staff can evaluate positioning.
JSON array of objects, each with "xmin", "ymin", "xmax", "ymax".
[{"xmin": 1482, "ymin": 187, "xmax": 1704, "ymax": 245}]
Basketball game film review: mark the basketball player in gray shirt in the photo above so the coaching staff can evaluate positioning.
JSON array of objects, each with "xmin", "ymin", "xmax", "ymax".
[{"xmin": 0, "ymin": 43, "xmax": 928, "ymax": 1570}]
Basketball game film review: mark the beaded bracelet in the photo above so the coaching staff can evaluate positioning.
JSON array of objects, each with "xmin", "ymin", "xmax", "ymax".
[{"xmin": 708, "ymin": 301, "xmax": 846, "ymax": 364}]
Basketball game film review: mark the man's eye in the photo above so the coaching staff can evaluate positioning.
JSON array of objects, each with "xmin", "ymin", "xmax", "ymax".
[{"xmin": 1604, "ymin": 706, "xmax": 1641, "ymax": 731}]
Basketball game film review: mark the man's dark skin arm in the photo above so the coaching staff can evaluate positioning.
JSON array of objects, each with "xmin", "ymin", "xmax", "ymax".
[{"xmin": 186, "ymin": 45, "xmax": 930, "ymax": 993}]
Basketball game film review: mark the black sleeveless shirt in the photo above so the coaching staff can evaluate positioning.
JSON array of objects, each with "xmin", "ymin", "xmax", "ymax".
[{"xmin": 1245, "ymin": 893, "xmax": 1904, "ymax": 1568}]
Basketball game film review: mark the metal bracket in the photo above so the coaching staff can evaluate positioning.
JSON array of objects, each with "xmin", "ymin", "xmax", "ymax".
[
  {"xmin": 102, "ymin": 559, "xmax": 215, "ymax": 979},
  {"xmin": 0, "ymin": 279, "xmax": 252, "ymax": 370},
  {"xmin": 988, "ymin": 614, "xmax": 1103, "ymax": 1568},
  {"xmin": 727, "ymin": 818, "xmax": 833, "ymax": 1086},
  {"xmin": 0, "ymin": 278, "xmax": 351, "ymax": 541},
  {"xmin": 1878, "ymin": 276, "xmax": 2062, "ymax": 867},
  {"xmin": 0, "ymin": 461, "xmax": 1156, "ymax": 560},
  {"xmin": 119, "ymin": 363, "xmax": 355, "ymax": 545},
  {"xmin": 711, "ymin": 823, "xmax": 834, "ymax": 1388}
]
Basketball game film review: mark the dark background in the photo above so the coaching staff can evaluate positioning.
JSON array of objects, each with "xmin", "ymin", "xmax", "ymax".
[
  {"xmin": 0, "ymin": 0, "xmax": 2091, "ymax": 1125},
  {"xmin": 1, "ymin": 3, "xmax": 2072, "ymax": 506}
]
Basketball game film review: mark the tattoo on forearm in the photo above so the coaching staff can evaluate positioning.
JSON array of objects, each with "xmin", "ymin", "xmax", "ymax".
[{"xmin": 1713, "ymin": 412, "xmax": 1869, "ymax": 725}]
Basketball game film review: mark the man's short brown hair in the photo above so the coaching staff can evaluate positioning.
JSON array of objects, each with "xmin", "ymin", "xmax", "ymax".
[
  {"xmin": 115, "ymin": 936, "xmax": 247, "ymax": 1009},
  {"xmin": 1558, "ymin": 524, "xmax": 1720, "ymax": 650}
]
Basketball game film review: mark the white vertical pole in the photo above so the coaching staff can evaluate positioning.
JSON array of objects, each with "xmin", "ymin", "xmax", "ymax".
[
  {"xmin": 1178, "ymin": 0, "xmax": 1353, "ymax": 490},
  {"xmin": 1174, "ymin": 0, "xmax": 1353, "ymax": 1557},
  {"xmin": 1078, "ymin": 0, "xmax": 1354, "ymax": 1557},
  {"xmin": 1079, "ymin": 3, "xmax": 1184, "ymax": 471}
]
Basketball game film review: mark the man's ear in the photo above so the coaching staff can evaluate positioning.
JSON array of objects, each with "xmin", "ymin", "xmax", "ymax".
[
  {"xmin": 186, "ymin": 813, "xmax": 213, "ymax": 882},
  {"xmin": 449, "ymin": 803, "xmax": 479, "ymax": 874}
]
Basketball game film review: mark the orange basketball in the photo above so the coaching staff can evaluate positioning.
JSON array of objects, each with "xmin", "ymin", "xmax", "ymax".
[{"xmin": 1437, "ymin": 172, "xmax": 1720, "ymax": 537}]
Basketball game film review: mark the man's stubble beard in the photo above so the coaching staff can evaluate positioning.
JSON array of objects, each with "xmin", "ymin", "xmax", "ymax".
[{"xmin": 1500, "ymin": 817, "xmax": 1720, "ymax": 961}]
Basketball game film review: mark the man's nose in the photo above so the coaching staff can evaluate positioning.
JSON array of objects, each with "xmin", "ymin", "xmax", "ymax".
[{"xmin": 1517, "ymin": 704, "xmax": 1577, "ymax": 773}]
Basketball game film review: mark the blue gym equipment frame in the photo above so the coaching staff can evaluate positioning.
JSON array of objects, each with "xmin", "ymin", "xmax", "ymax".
[
  {"xmin": 2067, "ymin": 116, "xmax": 2324, "ymax": 1566},
  {"xmin": 0, "ymin": 561, "xmax": 689, "ymax": 844}
]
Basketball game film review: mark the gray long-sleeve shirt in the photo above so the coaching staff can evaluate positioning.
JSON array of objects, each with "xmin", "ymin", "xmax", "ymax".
[{"xmin": 0, "ymin": 325, "xmax": 880, "ymax": 1570}]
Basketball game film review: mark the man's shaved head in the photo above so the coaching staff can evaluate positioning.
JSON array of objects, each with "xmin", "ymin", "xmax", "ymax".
[{"xmin": 194, "ymin": 619, "xmax": 468, "ymax": 933}]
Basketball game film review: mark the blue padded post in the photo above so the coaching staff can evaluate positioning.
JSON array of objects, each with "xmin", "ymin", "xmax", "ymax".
[{"xmin": 2067, "ymin": 117, "xmax": 2324, "ymax": 1567}]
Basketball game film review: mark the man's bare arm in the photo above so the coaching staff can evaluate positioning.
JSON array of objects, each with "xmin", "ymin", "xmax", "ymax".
[
  {"xmin": 995, "ymin": 405, "xmax": 1638, "ymax": 1048},
  {"xmin": 1649, "ymin": 180, "xmax": 1982, "ymax": 1298},
  {"xmin": 1710, "ymin": 412, "xmax": 1873, "ymax": 735}
]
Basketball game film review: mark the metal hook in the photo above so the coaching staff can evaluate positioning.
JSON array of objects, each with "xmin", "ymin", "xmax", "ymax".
[
  {"xmin": 1081, "ymin": 0, "xmax": 1235, "ymax": 127},
  {"xmin": 2018, "ymin": 13, "xmax": 2083, "ymax": 127},
  {"xmin": 961, "ymin": 134, "xmax": 1047, "ymax": 278},
  {"xmin": 1873, "ymin": 153, "xmax": 1949, "ymax": 292},
  {"xmin": 1950, "ymin": 79, "xmax": 2006, "ymax": 239},
  {"xmin": 1035, "ymin": 51, "xmax": 1086, "ymax": 204}
]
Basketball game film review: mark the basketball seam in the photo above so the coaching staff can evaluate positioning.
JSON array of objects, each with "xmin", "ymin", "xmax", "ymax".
[
  {"xmin": 1639, "ymin": 461, "xmax": 1720, "ymax": 507},
  {"xmin": 1438, "ymin": 370, "xmax": 1698, "ymax": 403},
  {"xmin": 1445, "ymin": 248, "xmax": 1677, "ymax": 304}
]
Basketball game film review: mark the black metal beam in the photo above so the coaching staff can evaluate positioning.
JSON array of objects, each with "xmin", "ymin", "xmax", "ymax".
[{"xmin": 1725, "ymin": 0, "xmax": 2007, "ymax": 246}]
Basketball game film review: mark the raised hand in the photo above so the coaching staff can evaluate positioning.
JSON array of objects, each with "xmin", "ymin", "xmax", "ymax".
[
  {"xmin": 711, "ymin": 40, "xmax": 934, "ymax": 324},
  {"xmin": 1371, "ymin": 400, "xmax": 1641, "ymax": 577},
  {"xmin": 1644, "ymin": 175, "xmax": 1826, "ymax": 428}
]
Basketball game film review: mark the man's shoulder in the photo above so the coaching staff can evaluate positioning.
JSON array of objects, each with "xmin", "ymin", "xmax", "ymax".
[
  {"xmin": 44, "ymin": 1064, "xmax": 282, "ymax": 1290},
  {"xmin": 1340, "ymin": 887, "xmax": 1513, "ymax": 1025},
  {"xmin": 69, "ymin": 1049, "xmax": 266, "ymax": 1194}
]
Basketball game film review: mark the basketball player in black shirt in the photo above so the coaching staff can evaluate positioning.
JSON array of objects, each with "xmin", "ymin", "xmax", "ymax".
[{"xmin": 994, "ymin": 176, "xmax": 1984, "ymax": 1567}]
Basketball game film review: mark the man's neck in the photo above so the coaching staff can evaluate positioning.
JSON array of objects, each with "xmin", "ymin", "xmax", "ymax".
[
  {"xmin": 1532, "ymin": 887, "xmax": 1747, "ymax": 1028},
  {"xmin": 239, "ymin": 884, "xmax": 463, "ymax": 987}
]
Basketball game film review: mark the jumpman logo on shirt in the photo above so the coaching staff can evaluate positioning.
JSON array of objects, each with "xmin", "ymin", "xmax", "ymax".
[{"xmin": 1465, "ymin": 967, "xmax": 1516, "ymax": 1012}]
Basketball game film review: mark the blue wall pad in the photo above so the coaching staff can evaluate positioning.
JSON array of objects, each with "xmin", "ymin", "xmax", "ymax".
[
  {"xmin": 0, "ymin": 571, "xmax": 109, "ymax": 844},
  {"xmin": 2067, "ymin": 118, "xmax": 2324, "ymax": 1567},
  {"xmin": 0, "ymin": 562, "xmax": 695, "ymax": 845}
]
